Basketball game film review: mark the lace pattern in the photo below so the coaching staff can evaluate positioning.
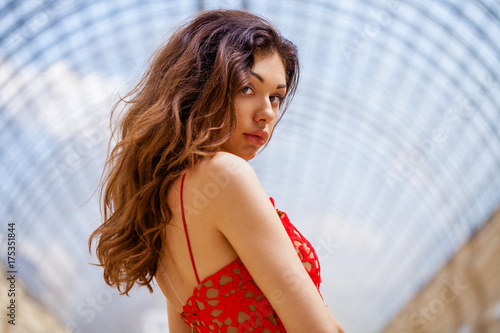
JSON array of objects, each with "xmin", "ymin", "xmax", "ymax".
[{"xmin": 180, "ymin": 198, "xmax": 321, "ymax": 332}]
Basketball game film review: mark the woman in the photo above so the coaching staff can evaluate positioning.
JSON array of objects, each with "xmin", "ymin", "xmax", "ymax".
[{"xmin": 89, "ymin": 9, "xmax": 344, "ymax": 333}]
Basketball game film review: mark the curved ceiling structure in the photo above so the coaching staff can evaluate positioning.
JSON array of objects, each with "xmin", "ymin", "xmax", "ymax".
[{"xmin": 1, "ymin": 1, "xmax": 500, "ymax": 332}]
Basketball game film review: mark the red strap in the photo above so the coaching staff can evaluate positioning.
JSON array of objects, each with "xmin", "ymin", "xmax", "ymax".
[{"xmin": 180, "ymin": 170, "xmax": 201, "ymax": 284}]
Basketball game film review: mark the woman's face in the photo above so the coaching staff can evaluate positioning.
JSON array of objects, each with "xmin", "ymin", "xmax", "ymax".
[{"xmin": 220, "ymin": 52, "xmax": 287, "ymax": 161}]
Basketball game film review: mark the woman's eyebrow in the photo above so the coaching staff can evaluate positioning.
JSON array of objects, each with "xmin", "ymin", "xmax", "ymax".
[{"xmin": 251, "ymin": 71, "xmax": 287, "ymax": 89}]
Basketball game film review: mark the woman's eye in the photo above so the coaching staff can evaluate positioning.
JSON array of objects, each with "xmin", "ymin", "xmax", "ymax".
[
  {"xmin": 241, "ymin": 86, "xmax": 253, "ymax": 95},
  {"xmin": 270, "ymin": 95, "xmax": 283, "ymax": 105}
]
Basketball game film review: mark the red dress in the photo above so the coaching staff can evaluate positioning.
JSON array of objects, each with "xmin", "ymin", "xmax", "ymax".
[{"xmin": 178, "ymin": 171, "xmax": 322, "ymax": 332}]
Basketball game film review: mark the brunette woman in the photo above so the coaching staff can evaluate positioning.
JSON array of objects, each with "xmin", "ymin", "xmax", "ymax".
[{"xmin": 89, "ymin": 9, "xmax": 344, "ymax": 333}]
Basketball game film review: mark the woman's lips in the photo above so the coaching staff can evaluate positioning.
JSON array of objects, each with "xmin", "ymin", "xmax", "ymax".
[{"xmin": 244, "ymin": 133, "xmax": 265, "ymax": 146}]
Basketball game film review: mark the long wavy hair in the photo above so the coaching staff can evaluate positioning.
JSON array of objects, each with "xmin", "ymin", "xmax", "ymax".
[{"xmin": 89, "ymin": 9, "xmax": 300, "ymax": 295}]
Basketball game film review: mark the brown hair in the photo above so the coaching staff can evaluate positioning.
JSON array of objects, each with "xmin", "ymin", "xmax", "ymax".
[{"xmin": 88, "ymin": 9, "xmax": 300, "ymax": 295}]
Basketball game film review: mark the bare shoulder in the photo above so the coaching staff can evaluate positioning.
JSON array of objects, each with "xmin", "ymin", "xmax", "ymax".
[
  {"xmin": 185, "ymin": 152, "xmax": 279, "ymax": 231},
  {"xmin": 196, "ymin": 151, "xmax": 255, "ymax": 179},
  {"xmin": 181, "ymin": 151, "xmax": 266, "ymax": 220},
  {"xmin": 191, "ymin": 151, "xmax": 261, "ymax": 196}
]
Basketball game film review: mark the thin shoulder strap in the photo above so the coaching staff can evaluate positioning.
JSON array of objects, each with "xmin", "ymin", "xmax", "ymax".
[{"xmin": 180, "ymin": 170, "xmax": 201, "ymax": 284}]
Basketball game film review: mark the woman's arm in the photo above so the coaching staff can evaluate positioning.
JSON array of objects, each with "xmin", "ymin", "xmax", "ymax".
[{"xmin": 204, "ymin": 152, "xmax": 344, "ymax": 333}]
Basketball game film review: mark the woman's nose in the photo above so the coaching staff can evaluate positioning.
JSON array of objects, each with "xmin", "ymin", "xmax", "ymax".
[{"xmin": 254, "ymin": 97, "xmax": 276, "ymax": 123}]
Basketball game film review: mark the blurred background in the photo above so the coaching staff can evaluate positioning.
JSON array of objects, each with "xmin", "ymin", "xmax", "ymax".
[{"xmin": 1, "ymin": 0, "xmax": 500, "ymax": 332}]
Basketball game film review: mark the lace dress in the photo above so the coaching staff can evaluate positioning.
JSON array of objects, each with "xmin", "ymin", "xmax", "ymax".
[{"xmin": 178, "ymin": 171, "xmax": 322, "ymax": 332}]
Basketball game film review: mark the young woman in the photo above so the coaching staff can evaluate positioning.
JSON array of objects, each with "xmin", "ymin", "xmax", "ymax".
[{"xmin": 89, "ymin": 9, "xmax": 344, "ymax": 333}]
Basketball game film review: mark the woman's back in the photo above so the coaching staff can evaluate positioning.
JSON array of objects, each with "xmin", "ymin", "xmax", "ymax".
[
  {"xmin": 156, "ymin": 153, "xmax": 242, "ymax": 311},
  {"xmin": 155, "ymin": 152, "xmax": 322, "ymax": 332}
]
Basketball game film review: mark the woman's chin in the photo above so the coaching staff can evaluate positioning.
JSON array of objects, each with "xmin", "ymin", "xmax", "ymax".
[
  {"xmin": 231, "ymin": 151, "xmax": 255, "ymax": 161},
  {"xmin": 219, "ymin": 146, "xmax": 257, "ymax": 161}
]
